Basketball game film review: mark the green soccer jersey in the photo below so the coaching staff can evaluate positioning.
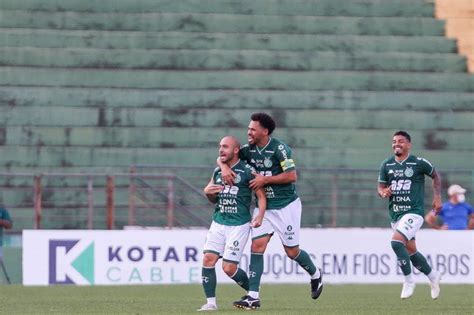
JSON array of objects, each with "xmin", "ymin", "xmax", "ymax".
[
  {"xmin": 239, "ymin": 137, "xmax": 298, "ymax": 209},
  {"xmin": 211, "ymin": 160, "xmax": 256, "ymax": 226},
  {"xmin": 0, "ymin": 208, "xmax": 12, "ymax": 246},
  {"xmin": 378, "ymin": 155, "xmax": 435, "ymax": 222}
]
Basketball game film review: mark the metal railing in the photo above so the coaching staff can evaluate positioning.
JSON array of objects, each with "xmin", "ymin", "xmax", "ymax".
[{"xmin": 0, "ymin": 167, "xmax": 472, "ymax": 231}]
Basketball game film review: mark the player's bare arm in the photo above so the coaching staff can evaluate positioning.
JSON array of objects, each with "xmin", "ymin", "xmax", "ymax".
[
  {"xmin": 204, "ymin": 179, "xmax": 223, "ymax": 203},
  {"xmin": 216, "ymin": 157, "xmax": 236, "ymax": 185},
  {"xmin": 377, "ymin": 183, "xmax": 392, "ymax": 198},
  {"xmin": 251, "ymin": 187, "xmax": 267, "ymax": 228},
  {"xmin": 0, "ymin": 219, "xmax": 12, "ymax": 229},
  {"xmin": 468, "ymin": 213, "xmax": 474, "ymax": 229},
  {"xmin": 249, "ymin": 170, "xmax": 297, "ymax": 190},
  {"xmin": 431, "ymin": 170, "xmax": 442, "ymax": 213},
  {"xmin": 424, "ymin": 211, "xmax": 447, "ymax": 230}
]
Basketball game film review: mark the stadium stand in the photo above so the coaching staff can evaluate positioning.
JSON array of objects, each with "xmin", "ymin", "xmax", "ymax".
[{"xmin": 0, "ymin": 0, "xmax": 473, "ymax": 230}]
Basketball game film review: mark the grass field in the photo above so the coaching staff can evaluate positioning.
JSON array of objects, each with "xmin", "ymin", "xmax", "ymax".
[{"xmin": 0, "ymin": 284, "xmax": 472, "ymax": 314}]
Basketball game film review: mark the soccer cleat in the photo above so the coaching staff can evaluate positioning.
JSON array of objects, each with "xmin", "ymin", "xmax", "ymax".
[
  {"xmin": 233, "ymin": 295, "xmax": 261, "ymax": 310},
  {"xmin": 196, "ymin": 303, "xmax": 218, "ymax": 311},
  {"xmin": 430, "ymin": 273, "xmax": 441, "ymax": 300},
  {"xmin": 310, "ymin": 269, "xmax": 323, "ymax": 300},
  {"xmin": 400, "ymin": 282, "xmax": 416, "ymax": 299}
]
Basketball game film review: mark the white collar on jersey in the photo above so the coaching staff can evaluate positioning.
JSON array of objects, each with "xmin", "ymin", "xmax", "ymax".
[{"xmin": 256, "ymin": 137, "xmax": 272, "ymax": 154}]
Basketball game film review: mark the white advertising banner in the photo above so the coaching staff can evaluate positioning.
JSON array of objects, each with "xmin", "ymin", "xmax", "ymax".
[{"xmin": 23, "ymin": 229, "xmax": 474, "ymax": 285}]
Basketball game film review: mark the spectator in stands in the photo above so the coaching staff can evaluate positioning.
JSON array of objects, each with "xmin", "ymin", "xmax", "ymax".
[
  {"xmin": 425, "ymin": 184, "xmax": 474, "ymax": 230},
  {"xmin": 0, "ymin": 206, "xmax": 12, "ymax": 283}
]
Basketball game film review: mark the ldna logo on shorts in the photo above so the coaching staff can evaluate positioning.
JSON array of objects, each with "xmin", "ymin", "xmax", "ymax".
[
  {"xmin": 233, "ymin": 240, "xmax": 239, "ymax": 247},
  {"xmin": 287, "ymin": 225, "xmax": 293, "ymax": 231},
  {"xmin": 49, "ymin": 239, "xmax": 94, "ymax": 285}
]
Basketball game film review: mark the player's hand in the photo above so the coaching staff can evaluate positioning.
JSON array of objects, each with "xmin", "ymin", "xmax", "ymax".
[
  {"xmin": 204, "ymin": 184, "xmax": 223, "ymax": 195},
  {"xmin": 249, "ymin": 173, "xmax": 267, "ymax": 190},
  {"xmin": 432, "ymin": 195, "xmax": 442, "ymax": 213},
  {"xmin": 380, "ymin": 187, "xmax": 392, "ymax": 198},
  {"xmin": 440, "ymin": 224, "xmax": 448, "ymax": 230},
  {"xmin": 251, "ymin": 215, "xmax": 263, "ymax": 228},
  {"xmin": 221, "ymin": 169, "xmax": 236, "ymax": 186}
]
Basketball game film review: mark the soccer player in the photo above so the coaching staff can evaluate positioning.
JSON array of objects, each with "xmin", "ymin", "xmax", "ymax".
[
  {"xmin": 218, "ymin": 113, "xmax": 323, "ymax": 310},
  {"xmin": 198, "ymin": 136, "xmax": 266, "ymax": 311},
  {"xmin": 378, "ymin": 130, "xmax": 442, "ymax": 299}
]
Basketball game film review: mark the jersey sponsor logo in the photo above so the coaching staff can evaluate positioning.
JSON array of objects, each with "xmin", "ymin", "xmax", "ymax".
[
  {"xmin": 388, "ymin": 169, "xmax": 394, "ymax": 174},
  {"xmin": 393, "ymin": 204, "xmax": 411, "ymax": 213},
  {"xmin": 278, "ymin": 144, "xmax": 289, "ymax": 159},
  {"xmin": 264, "ymin": 186, "xmax": 275, "ymax": 198},
  {"xmin": 404, "ymin": 167, "xmax": 414, "ymax": 178},
  {"xmin": 392, "ymin": 169, "xmax": 405, "ymax": 178},
  {"xmin": 390, "ymin": 179, "xmax": 412, "ymax": 192},
  {"xmin": 394, "ymin": 196, "xmax": 411, "ymax": 202}
]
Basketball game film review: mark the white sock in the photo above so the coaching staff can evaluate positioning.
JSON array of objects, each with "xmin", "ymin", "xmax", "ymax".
[
  {"xmin": 206, "ymin": 297, "xmax": 216, "ymax": 306},
  {"xmin": 248, "ymin": 291, "xmax": 259, "ymax": 299},
  {"xmin": 311, "ymin": 268, "xmax": 321, "ymax": 279},
  {"xmin": 427, "ymin": 270, "xmax": 438, "ymax": 282},
  {"xmin": 404, "ymin": 274, "xmax": 414, "ymax": 283}
]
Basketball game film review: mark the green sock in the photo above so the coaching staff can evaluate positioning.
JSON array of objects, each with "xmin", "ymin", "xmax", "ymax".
[
  {"xmin": 248, "ymin": 253, "xmax": 264, "ymax": 292},
  {"xmin": 410, "ymin": 252, "xmax": 432, "ymax": 275},
  {"xmin": 391, "ymin": 241, "xmax": 412, "ymax": 276},
  {"xmin": 231, "ymin": 268, "xmax": 249, "ymax": 291},
  {"xmin": 202, "ymin": 267, "xmax": 216, "ymax": 298},
  {"xmin": 293, "ymin": 249, "xmax": 317, "ymax": 276}
]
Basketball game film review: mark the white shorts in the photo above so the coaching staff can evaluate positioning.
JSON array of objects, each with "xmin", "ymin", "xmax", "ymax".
[
  {"xmin": 391, "ymin": 213, "xmax": 424, "ymax": 241},
  {"xmin": 203, "ymin": 221, "xmax": 250, "ymax": 264},
  {"xmin": 251, "ymin": 198, "xmax": 301, "ymax": 247}
]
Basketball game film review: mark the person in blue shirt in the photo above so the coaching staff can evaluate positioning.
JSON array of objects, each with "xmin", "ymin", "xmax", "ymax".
[{"xmin": 425, "ymin": 184, "xmax": 474, "ymax": 230}]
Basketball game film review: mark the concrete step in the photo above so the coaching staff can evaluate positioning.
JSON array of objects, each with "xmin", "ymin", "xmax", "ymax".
[
  {"xmin": 0, "ymin": 29, "xmax": 457, "ymax": 53},
  {"xmin": 0, "ymin": 0, "xmax": 436, "ymax": 17},
  {"xmin": 0, "ymin": 11, "xmax": 445, "ymax": 36},
  {"xmin": 0, "ymin": 48, "xmax": 466, "ymax": 72},
  {"xmin": 1, "ymin": 67, "xmax": 473, "ymax": 92},
  {"xmin": 2, "ymin": 87, "xmax": 473, "ymax": 110}
]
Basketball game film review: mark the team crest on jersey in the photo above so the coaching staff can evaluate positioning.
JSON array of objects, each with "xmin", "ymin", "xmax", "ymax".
[
  {"xmin": 234, "ymin": 174, "xmax": 241, "ymax": 184},
  {"xmin": 264, "ymin": 157, "xmax": 273, "ymax": 168},
  {"xmin": 404, "ymin": 167, "xmax": 414, "ymax": 178}
]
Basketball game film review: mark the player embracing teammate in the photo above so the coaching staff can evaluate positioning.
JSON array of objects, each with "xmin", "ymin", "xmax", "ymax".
[{"xmin": 218, "ymin": 113, "xmax": 323, "ymax": 310}]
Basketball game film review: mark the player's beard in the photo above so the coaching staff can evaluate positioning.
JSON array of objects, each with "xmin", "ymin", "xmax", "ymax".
[{"xmin": 393, "ymin": 147, "xmax": 403, "ymax": 156}]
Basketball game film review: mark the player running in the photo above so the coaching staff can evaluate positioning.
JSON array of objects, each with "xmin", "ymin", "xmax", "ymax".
[
  {"xmin": 218, "ymin": 113, "xmax": 323, "ymax": 310},
  {"xmin": 198, "ymin": 136, "xmax": 266, "ymax": 311},
  {"xmin": 378, "ymin": 130, "xmax": 442, "ymax": 299}
]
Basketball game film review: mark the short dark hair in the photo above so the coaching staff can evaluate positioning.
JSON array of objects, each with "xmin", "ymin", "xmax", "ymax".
[
  {"xmin": 251, "ymin": 112, "xmax": 276, "ymax": 135},
  {"xmin": 393, "ymin": 130, "xmax": 411, "ymax": 142}
]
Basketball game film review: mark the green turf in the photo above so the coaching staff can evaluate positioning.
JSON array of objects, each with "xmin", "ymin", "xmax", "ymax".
[{"xmin": 0, "ymin": 284, "xmax": 472, "ymax": 314}]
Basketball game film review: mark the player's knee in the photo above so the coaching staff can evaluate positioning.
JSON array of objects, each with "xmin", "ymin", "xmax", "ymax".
[
  {"xmin": 285, "ymin": 247, "xmax": 300, "ymax": 259},
  {"xmin": 251, "ymin": 237, "xmax": 269, "ymax": 253},
  {"xmin": 202, "ymin": 253, "xmax": 218, "ymax": 267},
  {"xmin": 222, "ymin": 262, "xmax": 237, "ymax": 276}
]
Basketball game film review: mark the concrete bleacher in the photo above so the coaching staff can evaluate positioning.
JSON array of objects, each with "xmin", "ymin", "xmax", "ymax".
[{"xmin": 0, "ymin": 0, "xmax": 473, "ymax": 229}]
